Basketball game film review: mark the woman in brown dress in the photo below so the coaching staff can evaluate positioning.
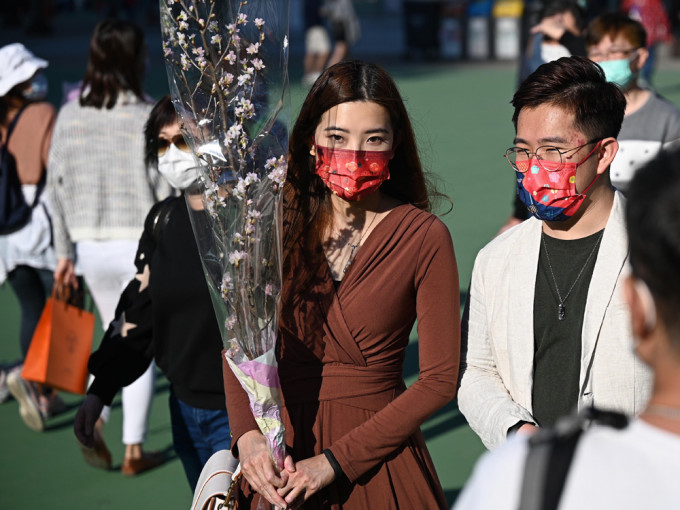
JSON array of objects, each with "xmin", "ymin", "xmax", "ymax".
[{"xmin": 223, "ymin": 60, "xmax": 460, "ymax": 509}]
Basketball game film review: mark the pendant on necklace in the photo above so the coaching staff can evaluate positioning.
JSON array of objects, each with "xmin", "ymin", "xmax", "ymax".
[{"xmin": 558, "ymin": 304, "xmax": 566, "ymax": 321}]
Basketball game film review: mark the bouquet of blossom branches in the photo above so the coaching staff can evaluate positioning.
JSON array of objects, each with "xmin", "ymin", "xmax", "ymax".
[{"xmin": 160, "ymin": 0, "xmax": 289, "ymax": 469}]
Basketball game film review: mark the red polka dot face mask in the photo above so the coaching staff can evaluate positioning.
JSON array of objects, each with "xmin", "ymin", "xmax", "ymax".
[
  {"xmin": 314, "ymin": 145, "xmax": 392, "ymax": 202},
  {"xmin": 514, "ymin": 141, "xmax": 602, "ymax": 222}
]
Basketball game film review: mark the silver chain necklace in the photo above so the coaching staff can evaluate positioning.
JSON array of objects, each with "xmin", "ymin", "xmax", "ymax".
[
  {"xmin": 336, "ymin": 210, "xmax": 379, "ymax": 274},
  {"xmin": 541, "ymin": 230, "xmax": 604, "ymax": 321}
]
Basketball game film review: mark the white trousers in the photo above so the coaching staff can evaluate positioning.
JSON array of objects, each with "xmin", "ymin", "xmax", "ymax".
[{"xmin": 77, "ymin": 240, "xmax": 155, "ymax": 445}]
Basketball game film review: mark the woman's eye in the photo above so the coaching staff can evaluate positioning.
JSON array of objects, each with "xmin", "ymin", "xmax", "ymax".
[
  {"xmin": 328, "ymin": 134, "xmax": 344, "ymax": 143},
  {"xmin": 367, "ymin": 136, "xmax": 385, "ymax": 144}
]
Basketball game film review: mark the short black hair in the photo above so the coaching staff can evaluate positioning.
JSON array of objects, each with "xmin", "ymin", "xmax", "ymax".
[
  {"xmin": 626, "ymin": 148, "xmax": 680, "ymax": 336},
  {"xmin": 512, "ymin": 56, "xmax": 626, "ymax": 140},
  {"xmin": 144, "ymin": 95, "xmax": 176, "ymax": 169}
]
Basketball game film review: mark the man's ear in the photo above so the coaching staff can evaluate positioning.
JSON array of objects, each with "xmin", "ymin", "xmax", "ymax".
[
  {"xmin": 596, "ymin": 137, "xmax": 619, "ymax": 175},
  {"xmin": 632, "ymin": 47, "xmax": 649, "ymax": 74}
]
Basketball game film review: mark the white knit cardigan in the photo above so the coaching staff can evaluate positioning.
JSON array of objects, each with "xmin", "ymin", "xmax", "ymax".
[{"xmin": 47, "ymin": 94, "xmax": 171, "ymax": 260}]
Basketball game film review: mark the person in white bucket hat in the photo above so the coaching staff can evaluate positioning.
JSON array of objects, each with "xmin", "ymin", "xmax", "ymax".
[
  {"xmin": 0, "ymin": 42, "xmax": 65, "ymax": 431},
  {"xmin": 0, "ymin": 43, "xmax": 48, "ymax": 98}
]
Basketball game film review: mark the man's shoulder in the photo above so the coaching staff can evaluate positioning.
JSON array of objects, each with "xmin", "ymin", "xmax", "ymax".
[
  {"xmin": 640, "ymin": 93, "xmax": 680, "ymax": 130},
  {"xmin": 477, "ymin": 217, "xmax": 539, "ymax": 261}
]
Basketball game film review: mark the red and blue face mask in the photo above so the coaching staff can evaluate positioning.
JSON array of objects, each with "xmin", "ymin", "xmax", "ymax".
[
  {"xmin": 314, "ymin": 145, "xmax": 392, "ymax": 202},
  {"xmin": 515, "ymin": 142, "xmax": 602, "ymax": 222}
]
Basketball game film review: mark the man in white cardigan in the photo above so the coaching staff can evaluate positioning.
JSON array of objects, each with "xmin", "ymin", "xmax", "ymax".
[{"xmin": 458, "ymin": 56, "xmax": 652, "ymax": 450}]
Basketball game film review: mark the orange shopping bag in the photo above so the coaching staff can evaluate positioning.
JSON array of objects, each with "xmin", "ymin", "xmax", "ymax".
[{"xmin": 21, "ymin": 286, "xmax": 95, "ymax": 394}]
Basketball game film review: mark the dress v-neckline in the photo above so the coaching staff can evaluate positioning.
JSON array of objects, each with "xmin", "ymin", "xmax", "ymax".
[{"xmin": 327, "ymin": 203, "xmax": 410, "ymax": 291}]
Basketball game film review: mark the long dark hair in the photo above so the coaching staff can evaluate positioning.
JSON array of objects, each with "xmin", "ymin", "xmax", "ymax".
[
  {"xmin": 79, "ymin": 19, "xmax": 146, "ymax": 109},
  {"xmin": 283, "ymin": 60, "xmax": 433, "ymax": 262},
  {"xmin": 0, "ymin": 89, "xmax": 26, "ymax": 126}
]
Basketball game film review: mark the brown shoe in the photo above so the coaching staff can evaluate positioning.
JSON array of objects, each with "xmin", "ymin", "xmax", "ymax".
[
  {"xmin": 78, "ymin": 422, "xmax": 112, "ymax": 470},
  {"xmin": 121, "ymin": 451, "xmax": 165, "ymax": 476}
]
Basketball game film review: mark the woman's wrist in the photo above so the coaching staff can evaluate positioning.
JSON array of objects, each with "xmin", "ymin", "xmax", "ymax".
[{"xmin": 322, "ymin": 448, "xmax": 347, "ymax": 482}]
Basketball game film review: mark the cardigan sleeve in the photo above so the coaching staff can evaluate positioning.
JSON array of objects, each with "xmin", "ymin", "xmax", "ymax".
[
  {"xmin": 46, "ymin": 109, "xmax": 74, "ymax": 260},
  {"xmin": 328, "ymin": 219, "xmax": 461, "ymax": 482},
  {"xmin": 87, "ymin": 204, "xmax": 162, "ymax": 405},
  {"xmin": 457, "ymin": 251, "xmax": 536, "ymax": 450}
]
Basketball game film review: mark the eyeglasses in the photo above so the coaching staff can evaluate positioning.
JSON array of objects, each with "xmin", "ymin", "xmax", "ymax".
[
  {"xmin": 157, "ymin": 134, "xmax": 190, "ymax": 156},
  {"xmin": 587, "ymin": 47, "xmax": 639, "ymax": 61},
  {"xmin": 505, "ymin": 140, "xmax": 600, "ymax": 172}
]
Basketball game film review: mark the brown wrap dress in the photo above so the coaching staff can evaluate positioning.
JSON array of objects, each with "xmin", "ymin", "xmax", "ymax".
[{"xmin": 223, "ymin": 204, "xmax": 460, "ymax": 509}]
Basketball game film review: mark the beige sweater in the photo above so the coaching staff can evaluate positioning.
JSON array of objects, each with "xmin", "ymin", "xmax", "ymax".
[{"xmin": 47, "ymin": 95, "xmax": 171, "ymax": 259}]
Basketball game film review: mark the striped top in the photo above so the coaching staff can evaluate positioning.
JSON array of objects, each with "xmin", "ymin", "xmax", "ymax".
[{"xmin": 47, "ymin": 93, "xmax": 171, "ymax": 259}]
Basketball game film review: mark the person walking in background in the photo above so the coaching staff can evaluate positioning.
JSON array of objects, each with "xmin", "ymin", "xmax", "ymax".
[
  {"xmin": 454, "ymin": 148, "xmax": 680, "ymax": 510},
  {"xmin": 0, "ymin": 43, "xmax": 62, "ymax": 429},
  {"xmin": 225, "ymin": 60, "xmax": 460, "ymax": 510},
  {"xmin": 47, "ymin": 19, "xmax": 170, "ymax": 475},
  {"xmin": 458, "ymin": 56, "xmax": 652, "ymax": 450},
  {"xmin": 520, "ymin": 0, "xmax": 587, "ymax": 84},
  {"xmin": 587, "ymin": 13, "xmax": 680, "ymax": 193},
  {"xmin": 622, "ymin": 0, "xmax": 672, "ymax": 83},
  {"xmin": 302, "ymin": 0, "xmax": 331, "ymax": 87},
  {"xmin": 74, "ymin": 96, "xmax": 232, "ymax": 490},
  {"xmin": 322, "ymin": 0, "xmax": 361, "ymax": 67}
]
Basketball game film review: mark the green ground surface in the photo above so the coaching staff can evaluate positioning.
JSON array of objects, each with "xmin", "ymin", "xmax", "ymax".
[{"xmin": 2, "ymin": 12, "xmax": 680, "ymax": 508}]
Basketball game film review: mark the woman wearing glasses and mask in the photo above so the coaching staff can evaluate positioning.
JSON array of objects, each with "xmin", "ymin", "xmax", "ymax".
[
  {"xmin": 223, "ymin": 60, "xmax": 460, "ymax": 510},
  {"xmin": 74, "ymin": 96, "xmax": 233, "ymax": 490}
]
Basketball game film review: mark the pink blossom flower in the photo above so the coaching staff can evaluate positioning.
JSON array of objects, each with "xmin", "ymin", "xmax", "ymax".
[
  {"xmin": 265, "ymin": 283, "xmax": 275, "ymax": 296},
  {"xmin": 229, "ymin": 250, "xmax": 247, "ymax": 266},
  {"xmin": 225, "ymin": 315, "xmax": 238, "ymax": 330},
  {"xmin": 225, "ymin": 50, "xmax": 237, "ymax": 65},
  {"xmin": 254, "ymin": 18, "xmax": 265, "ymax": 28},
  {"xmin": 251, "ymin": 58, "xmax": 265, "ymax": 70},
  {"xmin": 237, "ymin": 13, "xmax": 248, "ymax": 25},
  {"xmin": 246, "ymin": 43, "xmax": 260, "ymax": 55},
  {"xmin": 211, "ymin": 34, "xmax": 222, "ymax": 45}
]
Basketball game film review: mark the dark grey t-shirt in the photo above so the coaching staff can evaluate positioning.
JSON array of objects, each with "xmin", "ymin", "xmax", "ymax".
[{"xmin": 532, "ymin": 229, "xmax": 604, "ymax": 427}]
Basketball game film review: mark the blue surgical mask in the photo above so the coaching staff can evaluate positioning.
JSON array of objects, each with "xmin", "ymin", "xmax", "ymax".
[
  {"xmin": 598, "ymin": 57, "xmax": 635, "ymax": 88},
  {"xmin": 22, "ymin": 73, "xmax": 48, "ymax": 101}
]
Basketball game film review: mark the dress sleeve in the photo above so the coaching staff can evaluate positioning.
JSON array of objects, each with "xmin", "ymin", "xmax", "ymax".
[
  {"xmin": 328, "ymin": 219, "xmax": 461, "ymax": 482},
  {"xmin": 457, "ymin": 252, "xmax": 536, "ymax": 450},
  {"xmin": 222, "ymin": 353, "xmax": 260, "ymax": 458},
  {"xmin": 87, "ymin": 205, "xmax": 161, "ymax": 405}
]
